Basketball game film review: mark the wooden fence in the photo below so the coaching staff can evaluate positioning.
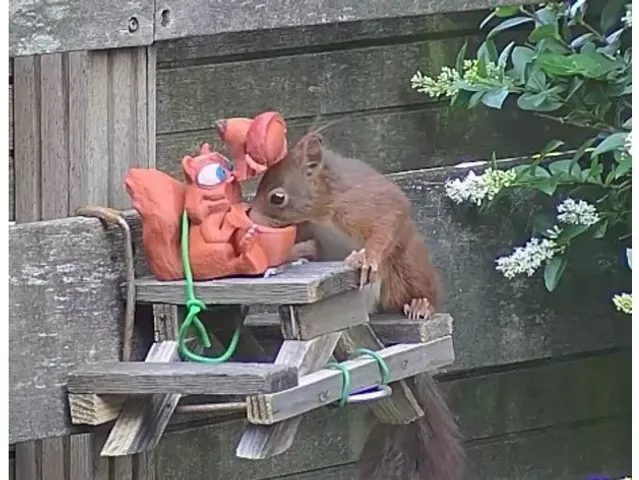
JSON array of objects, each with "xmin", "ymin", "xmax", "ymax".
[{"xmin": 8, "ymin": 0, "xmax": 631, "ymax": 479}]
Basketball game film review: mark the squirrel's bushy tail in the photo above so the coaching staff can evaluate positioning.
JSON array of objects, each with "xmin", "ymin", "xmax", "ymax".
[{"xmin": 356, "ymin": 372, "xmax": 465, "ymax": 480}]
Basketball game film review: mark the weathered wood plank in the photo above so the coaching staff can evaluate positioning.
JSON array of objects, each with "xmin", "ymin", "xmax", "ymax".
[
  {"xmin": 334, "ymin": 324, "xmax": 424, "ymax": 424},
  {"xmin": 68, "ymin": 394, "xmax": 125, "ymax": 426},
  {"xmin": 68, "ymin": 362, "xmax": 299, "ymax": 395},
  {"xmin": 279, "ymin": 289, "xmax": 369, "ymax": 340},
  {"xmin": 135, "ymin": 262, "xmax": 360, "ymax": 305},
  {"xmin": 9, "ymin": 215, "xmax": 153, "ymax": 444},
  {"xmin": 249, "ymin": 313, "xmax": 454, "ymax": 346},
  {"xmin": 247, "ymin": 337, "xmax": 454, "ymax": 425},
  {"xmin": 236, "ymin": 332, "xmax": 342, "ymax": 459},
  {"xmin": 101, "ymin": 341, "xmax": 180, "ymax": 456},
  {"xmin": 152, "ymin": 352, "xmax": 631, "ymax": 480},
  {"xmin": 9, "ymin": 0, "xmax": 155, "ymax": 57},
  {"xmin": 156, "ymin": 104, "xmax": 585, "ymax": 178},
  {"xmin": 156, "ymin": 11, "xmax": 485, "ymax": 65},
  {"xmin": 13, "ymin": 55, "xmax": 41, "ymax": 221},
  {"xmin": 153, "ymin": 0, "xmax": 535, "ymax": 43}
]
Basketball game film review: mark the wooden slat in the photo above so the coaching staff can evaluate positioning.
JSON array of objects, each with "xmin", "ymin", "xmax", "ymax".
[
  {"xmin": 153, "ymin": 0, "xmax": 534, "ymax": 43},
  {"xmin": 247, "ymin": 337, "xmax": 454, "ymax": 425},
  {"xmin": 135, "ymin": 262, "xmax": 360, "ymax": 305},
  {"xmin": 279, "ymin": 289, "xmax": 369, "ymax": 340},
  {"xmin": 101, "ymin": 341, "xmax": 180, "ymax": 456},
  {"xmin": 68, "ymin": 362, "xmax": 298, "ymax": 395},
  {"xmin": 68, "ymin": 394, "xmax": 125, "ymax": 426},
  {"xmin": 9, "ymin": 0, "xmax": 155, "ymax": 57},
  {"xmin": 236, "ymin": 332, "xmax": 342, "ymax": 459}
]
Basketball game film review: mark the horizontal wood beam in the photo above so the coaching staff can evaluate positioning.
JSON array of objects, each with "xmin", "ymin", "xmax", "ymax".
[
  {"xmin": 68, "ymin": 362, "xmax": 298, "ymax": 395},
  {"xmin": 247, "ymin": 336, "xmax": 454, "ymax": 425},
  {"xmin": 10, "ymin": 0, "xmax": 538, "ymax": 57},
  {"xmin": 134, "ymin": 261, "xmax": 361, "ymax": 305}
]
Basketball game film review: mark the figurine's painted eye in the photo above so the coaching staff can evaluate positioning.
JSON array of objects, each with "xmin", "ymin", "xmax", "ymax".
[{"xmin": 197, "ymin": 163, "xmax": 226, "ymax": 186}]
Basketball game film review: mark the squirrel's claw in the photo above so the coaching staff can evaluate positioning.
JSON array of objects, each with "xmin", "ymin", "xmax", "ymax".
[
  {"xmin": 345, "ymin": 248, "xmax": 378, "ymax": 289},
  {"xmin": 403, "ymin": 298, "xmax": 435, "ymax": 320}
]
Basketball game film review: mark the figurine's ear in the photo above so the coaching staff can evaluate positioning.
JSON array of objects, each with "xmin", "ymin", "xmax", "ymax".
[
  {"xmin": 181, "ymin": 155, "xmax": 197, "ymax": 182},
  {"xmin": 303, "ymin": 134, "xmax": 323, "ymax": 177}
]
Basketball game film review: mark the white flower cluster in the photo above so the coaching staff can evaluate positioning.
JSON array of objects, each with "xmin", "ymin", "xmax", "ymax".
[
  {"xmin": 613, "ymin": 292, "xmax": 632, "ymax": 314},
  {"xmin": 411, "ymin": 67, "xmax": 460, "ymax": 98},
  {"xmin": 495, "ymin": 238, "xmax": 558, "ymax": 278},
  {"xmin": 445, "ymin": 168, "xmax": 517, "ymax": 206},
  {"xmin": 556, "ymin": 198, "xmax": 601, "ymax": 226},
  {"xmin": 625, "ymin": 130, "xmax": 632, "ymax": 155},
  {"xmin": 622, "ymin": 3, "xmax": 632, "ymax": 28}
]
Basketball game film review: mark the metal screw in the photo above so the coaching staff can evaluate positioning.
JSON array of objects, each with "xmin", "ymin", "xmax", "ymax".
[
  {"xmin": 401, "ymin": 359, "xmax": 409, "ymax": 369},
  {"xmin": 128, "ymin": 16, "xmax": 139, "ymax": 33},
  {"xmin": 318, "ymin": 390, "xmax": 329, "ymax": 402}
]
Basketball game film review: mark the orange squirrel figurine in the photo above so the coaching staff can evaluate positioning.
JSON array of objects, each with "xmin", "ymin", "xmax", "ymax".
[
  {"xmin": 250, "ymin": 132, "xmax": 464, "ymax": 480},
  {"xmin": 125, "ymin": 112, "xmax": 310, "ymax": 281}
]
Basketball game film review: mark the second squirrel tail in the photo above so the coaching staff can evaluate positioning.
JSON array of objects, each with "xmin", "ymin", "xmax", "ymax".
[{"xmin": 356, "ymin": 372, "xmax": 465, "ymax": 480}]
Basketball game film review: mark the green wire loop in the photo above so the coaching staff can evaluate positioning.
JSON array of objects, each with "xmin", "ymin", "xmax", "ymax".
[
  {"xmin": 350, "ymin": 348, "xmax": 390, "ymax": 385},
  {"xmin": 178, "ymin": 210, "xmax": 242, "ymax": 363},
  {"xmin": 326, "ymin": 361, "xmax": 351, "ymax": 407},
  {"xmin": 326, "ymin": 349, "xmax": 391, "ymax": 407}
]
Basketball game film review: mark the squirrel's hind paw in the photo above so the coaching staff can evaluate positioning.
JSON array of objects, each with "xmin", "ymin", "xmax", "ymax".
[{"xmin": 403, "ymin": 298, "xmax": 435, "ymax": 320}]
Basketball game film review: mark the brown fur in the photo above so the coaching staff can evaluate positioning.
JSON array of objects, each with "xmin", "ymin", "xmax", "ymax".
[{"xmin": 251, "ymin": 132, "xmax": 464, "ymax": 480}]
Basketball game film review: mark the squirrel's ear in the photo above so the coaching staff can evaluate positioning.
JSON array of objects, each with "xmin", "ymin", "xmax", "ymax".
[{"xmin": 304, "ymin": 134, "xmax": 323, "ymax": 176}]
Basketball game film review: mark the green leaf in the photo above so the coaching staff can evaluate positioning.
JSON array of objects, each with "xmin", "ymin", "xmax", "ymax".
[
  {"xmin": 536, "ymin": 52, "xmax": 575, "ymax": 76},
  {"xmin": 495, "ymin": 5, "xmax": 521, "ymax": 17},
  {"xmin": 570, "ymin": 32, "xmax": 596, "ymax": 49},
  {"xmin": 478, "ymin": 39, "xmax": 499, "ymax": 63},
  {"xmin": 622, "ymin": 117, "xmax": 632, "ymax": 130},
  {"xmin": 592, "ymin": 219, "xmax": 609, "ymax": 239},
  {"xmin": 488, "ymin": 17, "xmax": 534, "ymax": 38},
  {"xmin": 481, "ymin": 88, "xmax": 509, "ymax": 109},
  {"xmin": 626, "ymin": 248, "xmax": 632, "ymax": 270},
  {"xmin": 614, "ymin": 154, "xmax": 631, "ymax": 178},
  {"xmin": 534, "ymin": 177, "xmax": 559, "ymax": 195},
  {"xmin": 544, "ymin": 256, "xmax": 567, "ymax": 292},
  {"xmin": 539, "ymin": 139, "xmax": 565, "ymax": 157},
  {"xmin": 549, "ymin": 158, "xmax": 582, "ymax": 180},
  {"xmin": 600, "ymin": 0, "xmax": 627, "ymax": 33},
  {"xmin": 533, "ymin": 166, "xmax": 551, "ymax": 178},
  {"xmin": 526, "ymin": 67, "xmax": 547, "ymax": 91},
  {"xmin": 535, "ymin": 7, "xmax": 558, "ymax": 26},
  {"xmin": 529, "ymin": 24, "xmax": 560, "ymax": 42},
  {"xmin": 592, "ymin": 132, "xmax": 628, "ymax": 156},
  {"xmin": 571, "ymin": 137, "xmax": 596, "ymax": 164},
  {"xmin": 480, "ymin": 10, "xmax": 498, "ymax": 29},
  {"xmin": 511, "ymin": 46, "xmax": 535, "ymax": 82},
  {"xmin": 555, "ymin": 224, "xmax": 591, "ymax": 244},
  {"xmin": 468, "ymin": 91, "xmax": 485, "ymax": 108},
  {"xmin": 498, "ymin": 41, "xmax": 515, "ymax": 68},
  {"xmin": 517, "ymin": 92, "xmax": 563, "ymax": 112},
  {"xmin": 455, "ymin": 41, "xmax": 468, "ymax": 73},
  {"xmin": 536, "ymin": 51, "xmax": 618, "ymax": 79},
  {"xmin": 537, "ymin": 37, "xmax": 571, "ymax": 54}
]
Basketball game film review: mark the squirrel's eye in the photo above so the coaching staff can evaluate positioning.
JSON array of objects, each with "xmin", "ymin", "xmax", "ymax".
[
  {"xmin": 268, "ymin": 190, "xmax": 288, "ymax": 207},
  {"xmin": 197, "ymin": 164, "xmax": 226, "ymax": 186}
]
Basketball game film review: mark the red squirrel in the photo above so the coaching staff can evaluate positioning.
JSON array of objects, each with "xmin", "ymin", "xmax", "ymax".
[{"xmin": 250, "ymin": 132, "xmax": 464, "ymax": 480}]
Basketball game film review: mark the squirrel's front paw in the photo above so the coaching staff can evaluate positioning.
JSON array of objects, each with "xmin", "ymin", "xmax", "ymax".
[
  {"xmin": 345, "ymin": 248, "xmax": 378, "ymax": 289},
  {"xmin": 403, "ymin": 298, "xmax": 435, "ymax": 320}
]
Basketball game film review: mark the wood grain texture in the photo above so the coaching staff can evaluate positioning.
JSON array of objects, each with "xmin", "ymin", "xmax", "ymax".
[
  {"xmin": 13, "ymin": 48, "xmax": 156, "ymax": 223},
  {"xmin": 101, "ymin": 341, "xmax": 180, "ymax": 456},
  {"xmin": 153, "ymin": 0, "xmax": 535, "ymax": 42},
  {"xmin": 9, "ymin": 215, "xmax": 153, "ymax": 444},
  {"xmin": 135, "ymin": 262, "xmax": 361, "ymax": 305},
  {"xmin": 69, "ymin": 362, "xmax": 298, "ymax": 395},
  {"xmin": 279, "ymin": 289, "xmax": 369, "ymax": 340},
  {"xmin": 334, "ymin": 324, "xmax": 423, "ymax": 424},
  {"xmin": 9, "ymin": 0, "xmax": 154, "ymax": 57},
  {"xmin": 236, "ymin": 332, "xmax": 342, "ymax": 459},
  {"xmin": 68, "ymin": 394, "xmax": 125, "ymax": 425},
  {"xmin": 247, "ymin": 337, "xmax": 454, "ymax": 425},
  {"xmin": 152, "ymin": 352, "xmax": 630, "ymax": 480}
]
